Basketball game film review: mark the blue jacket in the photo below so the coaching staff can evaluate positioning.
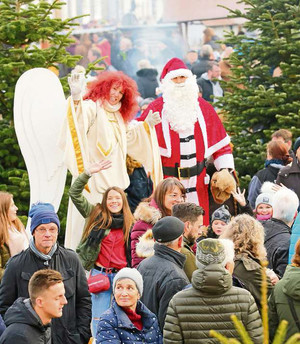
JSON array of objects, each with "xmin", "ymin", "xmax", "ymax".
[
  {"xmin": 289, "ymin": 212, "xmax": 300, "ymax": 263},
  {"xmin": 96, "ymin": 300, "xmax": 162, "ymax": 344}
]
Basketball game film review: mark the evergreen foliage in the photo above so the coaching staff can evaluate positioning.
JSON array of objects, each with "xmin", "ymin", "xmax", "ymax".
[
  {"xmin": 217, "ymin": 0, "xmax": 300, "ymax": 188},
  {"xmin": 0, "ymin": 0, "xmax": 82, "ymax": 239}
]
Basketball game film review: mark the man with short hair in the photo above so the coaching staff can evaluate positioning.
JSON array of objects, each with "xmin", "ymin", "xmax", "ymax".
[
  {"xmin": 0, "ymin": 203, "xmax": 91, "ymax": 344},
  {"xmin": 197, "ymin": 61, "xmax": 223, "ymax": 104},
  {"xmin": 140, "ymin": 58, "xmax": 234, "ymax": 225},
  {"xmin": 137, "ymin": 216, "xmax": 189, "ymax": 330},
  {"xmin": 263, "ymin": 188, "xmax": 299, "ymax": 277},
  {"xmin": 0, "ymin": 269, "xmax": 67, "ymax": 344},
  {"xmin": 163, "ymin": 238, "xmax": 263, "ymax": 343},
  {"xmin": 172, "ymin": 202, "xmax": 204, "ymax": 281},
  {"xmin": 271, "ymin": 129, "xmax": 293, "ymax": 155}
]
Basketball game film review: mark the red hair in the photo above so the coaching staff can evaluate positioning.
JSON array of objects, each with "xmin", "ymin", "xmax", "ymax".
[{"xmin": 84, "ymin": 71, "xmax": 139, "ymax": 122}]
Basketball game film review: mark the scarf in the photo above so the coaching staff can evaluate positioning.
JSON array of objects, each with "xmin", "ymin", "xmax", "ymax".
[
  {"xmin": 29, "ymin": 237, "xmax": 57, "ymax": 266},
  {"xmin": 103, "ymin": 100, "xmax": 121, "ymax": 113},
  {"xmin": 123, "ymin": 307, "xmax": 143, "ymax": 330},
  {"xmin": 265, "ymin": 159, "xmax": 284, "ymax": 167},
  {"xmin": 87, "ymin": 213, "xmax": 124, "ymax": 246}
]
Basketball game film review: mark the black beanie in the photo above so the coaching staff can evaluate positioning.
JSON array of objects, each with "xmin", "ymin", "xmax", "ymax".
[{"xmin": 152, "ymin": 216, "xmax": 184, "ymax": 243}]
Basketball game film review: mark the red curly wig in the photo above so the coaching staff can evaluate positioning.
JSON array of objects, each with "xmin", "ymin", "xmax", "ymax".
[{"xmin": 84, "ymin": 71, "xmax": 139, "ymax": 122}]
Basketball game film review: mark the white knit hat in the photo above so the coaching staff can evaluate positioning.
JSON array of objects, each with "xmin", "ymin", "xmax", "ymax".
[{"xmin": 113, "ymin": 268, "xmax": 143, "ymax": 296}]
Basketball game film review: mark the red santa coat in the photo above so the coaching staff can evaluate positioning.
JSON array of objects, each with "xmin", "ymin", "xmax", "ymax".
[{"xmin": 140, "ymin": 96, "xmax": 233, "ymax": 225}]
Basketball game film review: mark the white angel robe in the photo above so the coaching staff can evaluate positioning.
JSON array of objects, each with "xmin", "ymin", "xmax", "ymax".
[{"xmin": 60, "ymin": 98, "xmax": 162, "ymax": 250}]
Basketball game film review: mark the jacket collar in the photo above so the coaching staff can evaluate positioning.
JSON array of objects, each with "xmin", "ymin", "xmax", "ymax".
[
  {"xmin": 154, "ymin": 243, "xmax": 186, "ymax": 268},
  {"xmin": 183, "ymin": 236, "xmax": 194, "ymax": 252},
  {"xmin": 112, "ymin": 300, "xmax": 155, "ymax": 330}
]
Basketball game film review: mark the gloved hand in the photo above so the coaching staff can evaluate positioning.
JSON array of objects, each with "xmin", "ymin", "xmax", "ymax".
[
  {"xmin": 68, "ymin": 69, "xmax": 86, "ymax": 100},
  {"xmin": 145, "ymin": 110, "xmax": 161, "ymax": 128}
]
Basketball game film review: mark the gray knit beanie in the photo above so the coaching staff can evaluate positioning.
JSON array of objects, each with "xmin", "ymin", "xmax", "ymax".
[
  {"xmin": 211, "ymin": 205, "xmax": 231, "ymax": 225},
  {"xmin": 113, "ymin": 268, "xmax": 143, "ymax": 296}
]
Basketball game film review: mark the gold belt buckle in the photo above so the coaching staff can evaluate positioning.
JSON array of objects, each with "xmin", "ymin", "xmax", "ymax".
[{"xmin": 177, "ymin": 166, "xmax": 190, "ymax": 180}]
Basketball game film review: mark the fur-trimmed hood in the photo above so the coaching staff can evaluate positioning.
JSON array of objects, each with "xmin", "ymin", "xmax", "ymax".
[
  {"xmin": 136, "ymin": 229, "xmax": 155, "ymax": 259},
  {"xmin": 134, "ymin": 200, "xmax": 162, "ymax": 225}
]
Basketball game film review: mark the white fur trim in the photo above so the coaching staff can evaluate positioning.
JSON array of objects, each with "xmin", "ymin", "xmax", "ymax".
[
  {"xmin": 160, "ymin": 108, "xmax": 172, "ymax": 157},
  {"xmin": 163, "ymin": 68, "xmax": 193, "ymax": 82},
  {"xmin": 214, "ymin": 153, "xmax": 235, "ymax": 171},
  {"xmin": 205, "ymin": 135, "xmax": 231, "ymax": 158},
  {"xmin": 196, "ymin": 106, "xmax": 208, "ymax": 154}
]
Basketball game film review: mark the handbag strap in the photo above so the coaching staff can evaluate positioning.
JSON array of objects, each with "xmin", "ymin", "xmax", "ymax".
[{"xmin": 287, "ymin": 294, "xmax": 300, "ymax": 331}]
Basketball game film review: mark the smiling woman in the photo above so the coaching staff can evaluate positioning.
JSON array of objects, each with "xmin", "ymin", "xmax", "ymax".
[{"xmin": 68, "ymin": 161, "xmax": 135, "ymax": 337}]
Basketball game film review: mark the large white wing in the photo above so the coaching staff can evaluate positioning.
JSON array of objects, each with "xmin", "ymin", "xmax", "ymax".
[{"xmin": 14, "ymin": 68, "xmax": 67, "ymax": 215}]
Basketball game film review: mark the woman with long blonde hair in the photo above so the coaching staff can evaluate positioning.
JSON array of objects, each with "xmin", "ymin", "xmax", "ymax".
[
  {"xmin": 0, "ymin": 192, "xmax": 29, "ymax": 280},
  {"xmin": 69, "ymin": 160, "xmax": 134, "ymax": 336},
  {"xmin": 220, "ymin": 214, "xmax": 274, "ymax": 309}
]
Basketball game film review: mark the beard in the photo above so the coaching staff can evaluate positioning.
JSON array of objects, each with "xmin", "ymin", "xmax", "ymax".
[{"xmin": 161, "ymin": 75, "xmax": 200, "ymax": 133}]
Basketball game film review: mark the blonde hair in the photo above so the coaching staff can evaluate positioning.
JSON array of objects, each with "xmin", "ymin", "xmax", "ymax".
[
  {"xmin": 220, "ymin": 214, "xmax": 267, "ymax": 261},
  {"xmin": 0, "ymin": 192, "xmax": 24, "ymax": 247}
]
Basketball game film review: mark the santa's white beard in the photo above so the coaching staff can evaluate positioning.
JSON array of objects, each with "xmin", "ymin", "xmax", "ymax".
[{"xmin": 161, "ymin": 76, "xmax": 200, "ymax": 133}]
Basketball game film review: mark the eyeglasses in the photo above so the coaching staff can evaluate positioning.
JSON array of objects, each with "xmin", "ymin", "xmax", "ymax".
[
  {"xmin": 35, "ymin": 228, "xmax": 58, "ymax": 235},
  {"xmin": 166, "ymin": 193, "xmax": 186, "ymax": 201}
]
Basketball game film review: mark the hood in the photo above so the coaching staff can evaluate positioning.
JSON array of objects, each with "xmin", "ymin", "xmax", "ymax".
[
  {"xmin": 135, "ymin": 229, "xmax": 155, "ymax": 258},
  {"xmin": 133, "ymin": 200, "xmax": 161, "ymax": 225},
  {"xmin": 4, "ymin": 298, "xmax": 49, "ymax": 331},
  {"xmin": 136, "ymin": 68, "xmax": 158, "ymax": 80},
  {"xmin": 191, "ymin": 264, "xmax": 232, "ymax": 294},
  {"xmin": 281, "ymin": 265, "xmax": 300, "ymax": 300}
]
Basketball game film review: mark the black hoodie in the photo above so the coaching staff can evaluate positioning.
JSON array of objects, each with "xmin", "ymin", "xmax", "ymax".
[{"xmin": 0, "ymin": 297, "xmax": 51, "ymax": 344}]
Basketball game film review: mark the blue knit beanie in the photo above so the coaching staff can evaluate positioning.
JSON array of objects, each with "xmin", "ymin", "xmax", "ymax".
[{"xmin": 29, "ymin": 202, "xmax": 60, "ymax": 234}]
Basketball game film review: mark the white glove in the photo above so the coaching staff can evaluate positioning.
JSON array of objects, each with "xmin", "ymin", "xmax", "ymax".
[
  {"xmin": 68, "ymin": 71, "xmax": 86, "ymax": 101},
  {"xmin": 145, "ymin": 110, "xmax": 161, "ymax": 128}
]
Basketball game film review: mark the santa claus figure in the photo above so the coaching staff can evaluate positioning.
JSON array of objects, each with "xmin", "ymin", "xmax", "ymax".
[{"xmin": 140, "ymin": 58, "xmax": 234, "ymax": 224}]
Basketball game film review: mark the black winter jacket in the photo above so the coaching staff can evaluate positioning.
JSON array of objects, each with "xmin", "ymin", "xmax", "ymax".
[
  {"xmin": 0, "ymin": 297, "xmax": 51, "ymax": 344},
  {"xmin": 0, "ymin": 246, "xmax": 91, "ymax": 344},
  {"xmin": 263, "ymin": 218, "xmax": 291, "ymax": 277},
  {"xmin": 137, "ymin": 243, "xmax": 189, "ymax": 330}
]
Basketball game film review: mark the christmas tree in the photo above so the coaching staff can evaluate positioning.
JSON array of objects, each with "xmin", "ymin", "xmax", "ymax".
[
  {"xmin": 217, "ymin": 0, "xmax": 300, "ymax": 188},
  {"xmin": 0, "ymin": 0, "xmax": 81, "ymax": 237}
]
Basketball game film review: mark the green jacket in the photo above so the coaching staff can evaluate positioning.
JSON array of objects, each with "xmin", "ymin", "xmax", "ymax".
[
  {"xmin": 164, "ymin": 264, "xmax": 263, "ymax": 343},
  {"xmin": 181, "ymin": 236, "xmax": 197, "ymax": 282},
  {"xmin": 69, "ymin": 172, "xmax": 95, "ymax": 219},
  {"xmin": 268, "ymin": 265, "xmax": 300, "ymax": 341},
  {"xmin": 234, "ymin": 252, "xmax": 273, "ymax": 309},
  {"xmin": 69, "ymin": 173, "xmax": 110, "ymax": 270},
  {"xmin": 0, "ymin": 244, "xmax": 10, "ymax": 281}
]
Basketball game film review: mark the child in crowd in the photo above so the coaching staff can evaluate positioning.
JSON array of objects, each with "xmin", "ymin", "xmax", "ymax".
[
  {"xmin": 198, "ymin": 205, "xmax": 231, "ymax": 241},
  {"xmin": 254, "ymin": 193, "xmax": 273, "ymax": 221}
]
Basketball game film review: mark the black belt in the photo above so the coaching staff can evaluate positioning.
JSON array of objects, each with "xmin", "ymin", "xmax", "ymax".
[
  {"xmin": 163, "ymin": 161, "xmax": 205, "ymax": 179},
  {"xmin": 94, "ymin": 265, "xmax": 119, "ymax": 274}
]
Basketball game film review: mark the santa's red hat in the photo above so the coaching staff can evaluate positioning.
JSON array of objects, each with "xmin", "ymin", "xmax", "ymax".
[{"xmin": 160, "ymin": 58, "xmax": 193, "ymax": 81}]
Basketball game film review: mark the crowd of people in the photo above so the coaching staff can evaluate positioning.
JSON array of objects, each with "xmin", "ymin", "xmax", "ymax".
[{"xmin": 0, "ymin": 25, "xmax": 299, "ymax": 344}]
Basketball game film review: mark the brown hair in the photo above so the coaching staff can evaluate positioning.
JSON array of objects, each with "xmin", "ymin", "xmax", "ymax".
[
  {"xmin": 0, "ymin": 192, "xmax": 24, "ymax": 246},
  {"xmin": 292, "ymin": 239, "xmax": 300, "ymax": 267},
  {"xmin": 150, "ymin": 178, "xmax": 186, "ymax": 217},
  {"xmin": 220, "ymin": 214, "xmax": 267, "ymax": 261},
  {"xmin": 267, "ymin": 140, "xmax": 292, "ymax": 165},
  {"xmin": 271, "ymin": 129, "xmax": 292, "ymax": 142},
  {"xmin": 29, "ymin": 269, "xmax": 63, "ymax": 306},
  {"xmin": 82, "ymin": 186, "xmax": 134, "ymax": 243},
  {"xmin": 172, "ymin": 202, "xmax": 204, "ymax": 223}
]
